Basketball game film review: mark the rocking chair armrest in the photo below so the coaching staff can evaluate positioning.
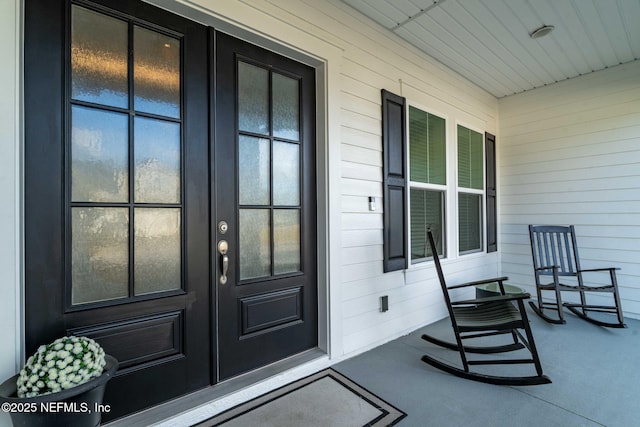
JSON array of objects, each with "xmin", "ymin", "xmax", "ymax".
[
  {"xmin": 535, "ymin": 265, "xmax": 559, "ymax": 272},
  {"xmin": 447, "ymin": 276, "xmax": 509, "ymax": 290},
  {"xmin": 452, "ymin": 292, "xmax": 531, "ymax": 305},
  {"xmin": 578, "ymin": 267, "xmax": 620, "ymax": 273}
]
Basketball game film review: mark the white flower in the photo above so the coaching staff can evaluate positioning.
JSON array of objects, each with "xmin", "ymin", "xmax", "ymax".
[{"xmin": 16, "ymin": 336, "xmax": 107, "ymax": 398}]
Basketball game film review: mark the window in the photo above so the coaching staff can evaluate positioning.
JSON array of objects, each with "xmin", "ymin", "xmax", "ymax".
[
  {"xmin": 457, "ymin": 125, "xmax": 484, "ymax": 253},
  {"xmin": 381, "ymin": 90, "xmax": 496, "ymax": 272},
  {"xmin": 409, "ymin": 106, "xmax": 446, "ymax": 260}
]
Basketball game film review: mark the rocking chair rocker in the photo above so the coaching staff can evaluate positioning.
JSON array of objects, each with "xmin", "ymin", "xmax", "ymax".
[
  {"xmin": 528, "ymin": 225, "xmax": 626, "ymax": 328},
  {"xmin": 421, "ymin": 231, "xmax": 550, "ymax": 386}
]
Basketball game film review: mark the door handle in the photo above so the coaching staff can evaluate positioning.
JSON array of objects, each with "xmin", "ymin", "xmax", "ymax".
[{"xmin": 218, "ymin": 240, "xmax": 229, "ymax": 285}]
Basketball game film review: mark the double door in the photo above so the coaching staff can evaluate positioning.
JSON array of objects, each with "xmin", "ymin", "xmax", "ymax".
[{"xmin": 24, "ymin": 0, "xmax": 316, "ymax": 420}]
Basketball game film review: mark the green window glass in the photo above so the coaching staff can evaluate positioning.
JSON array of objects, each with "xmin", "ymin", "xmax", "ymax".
[
  {"xmin": 457, "ymin": 125, "xmax": 484, "ymax": 253},
  {"xmin": 409, "ymin": 106, "xmax": 446, "ymax": 262},
  {"xmin": 410, "ymin": 106, "xmax": 446, "ymax": 185},
  {"xmin": 410, "ymin": 189, "xmax": 444, "ymax": 260},
  {"xmin": 457, "ymin": 125, "xmax": 483, "ymax": 190},
  {"xmin": 458, "ymin": 193, "xmax": 482, "ymax": 253}
]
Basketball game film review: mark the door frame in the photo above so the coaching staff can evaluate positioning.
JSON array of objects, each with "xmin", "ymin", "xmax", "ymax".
[
  {"xmin": 212, "ymin": 30, "xmax": 318, "ymax": 381},
  {"xmin": 16, "ymin": 0, "xmax": 338, "ymax": 414},
  {"xmin": 23, "ymin": 0, "xmax": 211, "ymax": 419}
]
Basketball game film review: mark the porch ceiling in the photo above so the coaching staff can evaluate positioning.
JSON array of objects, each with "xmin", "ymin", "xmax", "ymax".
[{"xmin": 341, "ymin": 0, "xmax": 640, "ymax": 98}]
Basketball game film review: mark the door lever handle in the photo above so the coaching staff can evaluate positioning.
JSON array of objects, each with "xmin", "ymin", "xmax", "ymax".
[
  {"xmin": 218, "ymin": 240, "xmax": 229, "ymax": 285},
  {"xmin": 220, "ymin": 254, "xmax": 229, "ymax": 285}
]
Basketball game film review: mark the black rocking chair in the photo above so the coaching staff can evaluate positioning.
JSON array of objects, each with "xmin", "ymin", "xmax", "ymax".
[
  {"xmin": 528, "ymin": 225, "xmax": 626, "ymax": 328},
  {"xmin": 421, "ymin": 231, "xmax": 550, "ymax": 386}
]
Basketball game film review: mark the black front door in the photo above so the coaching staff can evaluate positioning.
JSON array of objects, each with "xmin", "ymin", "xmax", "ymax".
[
  {"xmin": 214, "ymin": 33, "xmax": 318, "ymax": 380},
  {"xmin": 24, "ymin": 0, "xmax": 209, "ymax": 420},
  {"xmin": 24, "ymin": 0, "xmax": 318, "ymax": 420}
]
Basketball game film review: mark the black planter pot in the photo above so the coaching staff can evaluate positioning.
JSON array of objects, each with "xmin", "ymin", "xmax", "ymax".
[{"xmin": 0, "ymin": 355, "xmax": 118, "ymax": 427}]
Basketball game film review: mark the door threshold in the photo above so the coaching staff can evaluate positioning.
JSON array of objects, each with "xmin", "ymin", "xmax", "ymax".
[{"xmin": 104, "ymin": 349, "xmax": 330, "ymax": 427}]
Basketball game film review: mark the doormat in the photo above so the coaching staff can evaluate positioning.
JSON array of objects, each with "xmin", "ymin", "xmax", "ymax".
[{"xmin": 193, "ymin": 369, "xmax": 406, "ymax": 427}]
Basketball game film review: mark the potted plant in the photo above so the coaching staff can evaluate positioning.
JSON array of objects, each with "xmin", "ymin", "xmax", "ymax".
[{"xmin": 0, "ymin": 336, "xmax": 118, "ymax": 427}]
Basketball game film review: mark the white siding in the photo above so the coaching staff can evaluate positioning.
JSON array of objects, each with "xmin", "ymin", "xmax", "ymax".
[
  {"xmin": 498, "ymin": 60, "xmax": 640, "ymax": 319},
  {"xmin": 296, "ymin": 0, "xmax": 499, "ymax": 355},
  {"xmin": 0, "ymin": 1, "xmax": 20, "ymax": 425}
]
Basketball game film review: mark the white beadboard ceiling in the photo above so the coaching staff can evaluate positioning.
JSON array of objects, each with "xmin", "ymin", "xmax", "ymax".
[{"xmin": 341, "ymin": 0, "xmax": 640, "ymax": 98}]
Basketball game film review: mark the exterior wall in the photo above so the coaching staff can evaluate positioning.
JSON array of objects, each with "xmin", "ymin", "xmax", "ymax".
[
  {"xmin": 154, "ymin": 0, "xmax": 499, "ymax": 357},
  {"xmin": 1, "ymin": 0, "xmax": 501, "ymax": 395},
  {"xmin": 0, "ymin": 0, "xmax": 20, "ymax": 380},
  {"xmin": 498, "ymin": 60, "xmax": 640, "ymax": 319},
  {"xmin": 0, "ymin": 1, "xmax": 20, "ymax": 425}
]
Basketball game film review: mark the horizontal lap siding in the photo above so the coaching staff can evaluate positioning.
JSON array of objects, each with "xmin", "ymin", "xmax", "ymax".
[
  {"xmin": 498, "ymin": 61, "xmax": 640, "ymax": 320},
  {"xmin": 284, "ymin": 0, "xmax": 498, "ymax": 354}
]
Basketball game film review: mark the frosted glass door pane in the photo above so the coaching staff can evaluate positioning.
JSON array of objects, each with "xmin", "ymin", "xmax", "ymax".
[
  {"xmin": 274, "ymin": 210, "xmax": 300, "ymax": 274},
  {"xmin": 71, "ymin": 6, "xmax": 128, "ymax": 108},
  {"xmin": 134, "ymin": 208, "xmax": 181, "ymax": 295},
  {"xmin": 239, "ymin": 136, "xmax": 270, "ymax": 205},
  {"xmin": 134, "ymin": 26, "xmax": 180, "ymax": 118},
  {"xmin": 72, "ymin": 106, "xmax": 129, "ymax": 202},
  {"xmin": 72, "ymin": 208, "xmax": 129, "ymax": 304},
  {"xmin": 238, "ymin": 62, "xmax": 269, "ymax": 135},
  {"xmin": 273, "ymin": 141, "xmax": 299, "ymax": 206},
  {"xmin": 273, "ymin": 73, "xmax": 299, "ymax": 140},
  {"xmin": 239, "ymin": 209, "xmax": 271, "ymax": 280},
  {"xmin": 134, "ymin": 117, "xmax": 181, "ymax": 203}
]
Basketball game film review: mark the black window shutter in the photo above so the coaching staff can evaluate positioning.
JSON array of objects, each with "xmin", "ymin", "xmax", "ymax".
[
  {"xmin": 485, "ymin": 132, "xmax": 497, "ymax": 253},
  {"xmin": 381, "ymin": 89, "xmax": 408, "ymax": 272}
]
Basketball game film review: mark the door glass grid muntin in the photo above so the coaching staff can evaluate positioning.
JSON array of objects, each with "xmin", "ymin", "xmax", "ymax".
[
  {"xmin": 236, "ymin": 58, "xmax": 303, "ymax": 282},
  {"xmin": 66, "ymin": 3, "xmax": 185, "ymax": 309}
]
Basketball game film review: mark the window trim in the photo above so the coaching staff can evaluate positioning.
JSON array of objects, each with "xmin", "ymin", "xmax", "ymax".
[
  {"xmin": 455, "ymin": 121, "xmax": 486, "ymax": 256},
  {"xmin": 383, "ymin": 94, "xmax": 494, "ymax": 272},
  {"xmin": 406, "ymin": 102, "xmax": 449, "ymax": 264}
]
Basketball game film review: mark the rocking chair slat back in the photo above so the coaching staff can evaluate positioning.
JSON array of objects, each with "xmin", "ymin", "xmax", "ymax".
[
  {"xmin": 528, "ymin": 225, "xmax": 626, "ymax": 328},
  {"xmin": 530, "ymin": 225, "xmax": 580, "ymax": 277}
]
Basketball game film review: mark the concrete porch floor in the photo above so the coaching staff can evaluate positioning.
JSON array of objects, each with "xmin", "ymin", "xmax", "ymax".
[
  {"xmin": 124, "ymin": 311, "xmax": 638, "ymax": 427},
  {"xmin": 334, "ymin": 313, "xmax": 639, "ymax": 427}
]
